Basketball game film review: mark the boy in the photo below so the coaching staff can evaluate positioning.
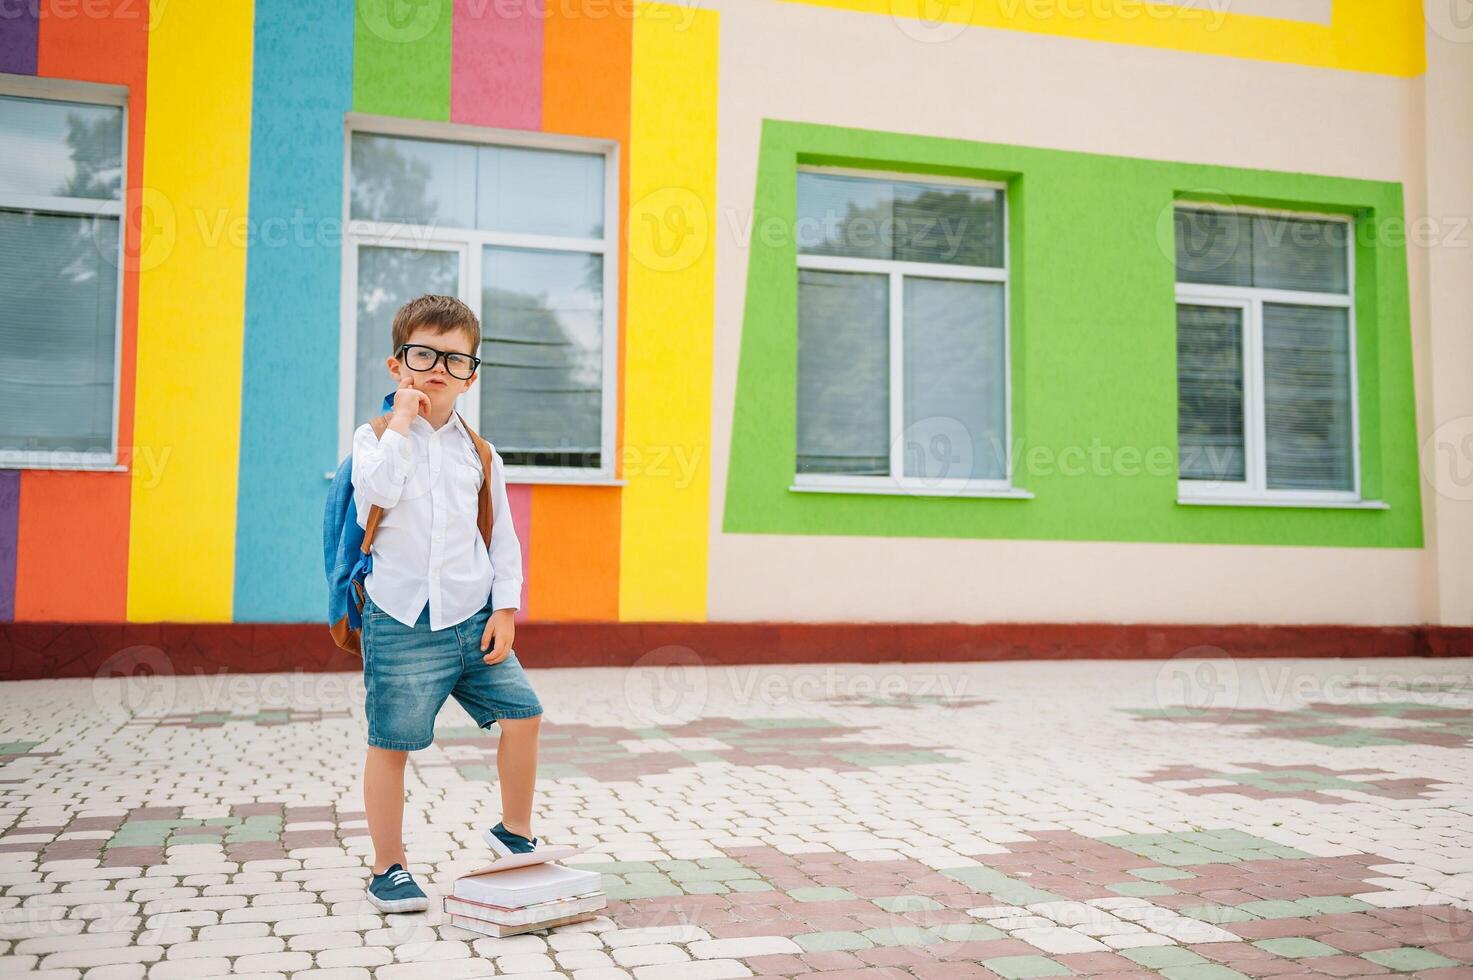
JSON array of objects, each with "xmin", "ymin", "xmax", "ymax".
[{"xmin": 351, "ymin": 294, "xmax": 544, "ymax": 913}]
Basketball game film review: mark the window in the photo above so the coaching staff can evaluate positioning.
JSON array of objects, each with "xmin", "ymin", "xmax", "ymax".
[
  {"xmin": 343, "ymin": 121, "xmax": 618, "ymax": 481},
  {"xmin": 793, "ymin": 167, "xmax": 1013, "ymax": 496},
  {"xmin": 1174, "ymin": 205, "xmax": 1359, "ymax": 504},
  {"xmin": 0, "ymin": 81, "xmax": 126, "ymax": 470}
]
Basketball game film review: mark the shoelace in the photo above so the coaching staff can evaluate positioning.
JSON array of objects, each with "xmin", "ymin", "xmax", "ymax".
[{"xmin": 389, "ymin": 869, "xmax": 411, "ymax": 886}]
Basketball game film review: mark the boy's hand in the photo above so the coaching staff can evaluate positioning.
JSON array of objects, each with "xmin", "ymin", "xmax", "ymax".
[
  {"xmin": 482, "ymin": 609, "xmax": 515, "ymax": 664},
  {"xmin": 391, "ymin": 371, "xmax": 431, "ymax": 421}
]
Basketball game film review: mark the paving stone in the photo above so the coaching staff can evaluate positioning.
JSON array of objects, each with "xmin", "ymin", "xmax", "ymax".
[
  {"xmin": 1359, "ymin": 947, "xmax": 1460, "ymax": 971},
  {"xmin": 983, "ymin": 954, "xmax": 1075, "ymax": 978},
  {"xmin": 1252, "ymin": 937, "xmax": 1342, "ymax": 958},
  {"xmin": 1, "ymin": 664, "xmax": 1469, "ymax": 980}
]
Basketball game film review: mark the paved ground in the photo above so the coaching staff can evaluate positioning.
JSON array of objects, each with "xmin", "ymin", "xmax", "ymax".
[{"xmin": 1, "ymin": 656, "xmax": 1471, "ymax": 979}]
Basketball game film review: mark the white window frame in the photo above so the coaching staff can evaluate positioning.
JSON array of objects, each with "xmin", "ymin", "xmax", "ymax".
[
  {"xmin": 1174, "ymin": 202, "xmax": 1370, "ymax": 508},
  {"xmin": 790, "ymin": 165, "xmax": 1027, "ymax": 500},
  {"xmin": 0, "ymin": 74, "xmax": 128, "ymax": 473},
  {"xmin": 339, "ymin": 114, "xmax": 621, "ymax": 485}
]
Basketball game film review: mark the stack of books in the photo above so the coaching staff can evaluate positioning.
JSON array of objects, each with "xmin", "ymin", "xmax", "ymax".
[{"xmin": 444, "ymin": 845, "xmax": 604, "ymax": 938}]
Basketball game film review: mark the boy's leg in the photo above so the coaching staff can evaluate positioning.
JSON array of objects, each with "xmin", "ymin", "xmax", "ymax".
[
  {"xmin": 364, "ymin": 746, "xmax": 409, "ymax": 873},
  {"xmin": 495, "ymin": 715, "xmax": 540, "ymax": 839}
]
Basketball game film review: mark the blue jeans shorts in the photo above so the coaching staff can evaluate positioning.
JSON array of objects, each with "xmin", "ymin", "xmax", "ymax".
[{"xmin": 360, "ymin": 591, "xmax": 543, "ymax": 751}]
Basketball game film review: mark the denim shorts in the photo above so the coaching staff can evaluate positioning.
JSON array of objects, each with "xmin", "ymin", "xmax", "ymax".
[{"xmin": 360, "ymin": 591, "xmax": 543, "ymax": 751}]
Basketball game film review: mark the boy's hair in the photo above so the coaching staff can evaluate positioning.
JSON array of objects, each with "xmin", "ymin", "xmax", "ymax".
[{"xmin": 390, "ymin": 294, "xmax": 481, "ymax": 355}]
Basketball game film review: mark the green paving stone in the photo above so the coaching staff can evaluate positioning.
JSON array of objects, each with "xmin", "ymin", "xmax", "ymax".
[
  {"xmin": 568, "ymin": 861, "xmax": 657, "ymax": 874},
  {"xmin": 1180, "ymin": 905, "xmax": 1260, "ymax": 924},
  {"xmin": 1161, "ymin": 966, "xmax": 1251, "ymax": 980},
  {"xmin": 794, "ymin": 931, "xmax": 874, "ymax": 952},
  {"xmin": 202, "ymin": 817, "xmax": 239, "ymax": 826},
  {"xmin": 1129, "ymin": 866, "xmax": 1195, "ymax": 881},
  {"xmin": 1237, "ymin": 900, "xmax": 1313, "ymax": 919},
  {"xmin": 1294, "ymin": 895, "xmax": 1372, "ymax": 914},
  {"xmin": 0, "ymin": 742, "xmax": 40, "ymax": 754},
  {"xmin": 929, "ymin": 922, "xmax": 1005, "ymax": 942},
  {"xmin": 1253, "ymin": 938, "xmax": 1339, "ymax": 958},
  {"xmin": 681, "ymin": 880, "xmax": 729, "ymax": 894},
  {"xmin": 940, "ymin": 866, "xmax": 1065, "ymax": 906},
  {"xmin": 679, "ymin": 751, "xmax": 724, "ymax": 763},
  {"xmin": 726, "ymin": 878, "xmax": 775, "ymax": 892},
  {"xmin": 667, "ymin": 867, "xmax": 760, "ymax": 882},
  {"xmin": 1125, "ymin": 947, "xmax": 1209, "ymax": 968},
  {"xmin": 697, "ymin": 857, "xmax": 742, "ymax": 868},
  {"xmin": 1109, "ymin": 881, "xmax": 1177, "ymax": 897},
  {"xmin": 983, "ymin": 955, "xmax": 1074, "ymax": 979},
  {"xmin": 862, "ymin": 925, "xmax": 939, "ymax": 947},
  {"xmin": 789, "ymin": 886, "xmax": 856, "ymax": 902},
  {"xmin": 1101, "ymin": 830, "xmax": 1310, "ymax": 866},
  {"xmin": 873, "ymin": 895, "xmax": 944, "ymax": 912},
  {"xmin": 739, "ymin": 717, "xmax": 835, "ymax": 729},
  {"xmin": 628, "ymin": 727, "xmax": 673, "ymax": 738},
  {"xmin": 1360, "ymin": 947, "xmax": 1459, "ymax": 972},
  {"xmin": 654, "ymin": 860, "xmax": 701, "ymax": 873},
  {"xmin": 1304, "ymin": 731, "xmax": 1404, "ymax": 748},
  {"xmin": 604, "ymin": 873, "xmax": 682, "ymax": 900}
]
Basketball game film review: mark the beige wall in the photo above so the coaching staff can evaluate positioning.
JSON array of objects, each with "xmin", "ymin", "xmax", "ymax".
[
  {"xmin": 701, "ymin": 0, "xmax": 1459, "ymax": 625},
  {"xmin": 1420, "ymin": 25, "xmax": 1473, "ymax": 627}
]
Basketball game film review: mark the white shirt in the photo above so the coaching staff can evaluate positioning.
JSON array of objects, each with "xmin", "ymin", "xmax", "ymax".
[{"xmin": 351, "ymin": 412, "xmax": 522, "ymax": 630}]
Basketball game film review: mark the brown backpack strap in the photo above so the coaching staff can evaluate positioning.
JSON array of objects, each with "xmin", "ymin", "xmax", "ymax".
[
  {"xmin": 457, "ymin": 410, "xmax": 495, "ymax": 548},
  {"xmin": 359, "ymin": 412, "xmax": 395, "ymax": 554}
]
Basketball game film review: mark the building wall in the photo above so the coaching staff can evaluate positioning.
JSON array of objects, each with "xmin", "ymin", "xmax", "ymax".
[{"xmin": 0, "ymin": 0, "xmax": 1468, "ymax": 631}]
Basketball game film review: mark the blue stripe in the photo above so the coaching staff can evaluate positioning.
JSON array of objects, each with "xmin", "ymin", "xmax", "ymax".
[{"xmin": 234, "ymin": 0, "xmax": 355, "ymax": 622}]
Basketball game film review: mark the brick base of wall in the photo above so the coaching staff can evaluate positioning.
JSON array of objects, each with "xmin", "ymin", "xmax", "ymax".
[{"xmin": 0, "ymin": 621, "xmax": 1468, "ymax": 680}]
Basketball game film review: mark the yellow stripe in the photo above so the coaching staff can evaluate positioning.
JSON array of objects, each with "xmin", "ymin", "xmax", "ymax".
[
  {"xmin": 129, "ymin": 0, "xmax": 255, "ymax": 621},
  {"xmin": 620, "ymin": 1, "xmax": 720, "ymax": 621},
  {"xmin": 783, "ymin": 0, "xmax": 1425, "ymax": 77}
]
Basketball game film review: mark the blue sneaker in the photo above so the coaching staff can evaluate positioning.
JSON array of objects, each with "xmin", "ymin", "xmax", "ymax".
[
  {"xmin": 366, "ymin": 862, "xmax": 429, "ymax": 913},
  {"xmin": 482, "ymin": 820, "xmax": 539, "ymax": 857}
]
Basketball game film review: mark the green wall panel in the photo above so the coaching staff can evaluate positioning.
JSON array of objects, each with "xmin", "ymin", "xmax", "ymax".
[
  {"xmin": 723, "ymin": 119, "xmax": 1422, "ymax": 549},
  {"xmin": 352, "ymin": 0, "xmax": 452, "ymax": 119}
]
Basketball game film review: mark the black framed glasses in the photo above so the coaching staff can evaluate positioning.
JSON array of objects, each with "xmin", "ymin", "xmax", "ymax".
[{"xmin": 396, "ymin": 342, "xmax": 481, "ymax": 380}]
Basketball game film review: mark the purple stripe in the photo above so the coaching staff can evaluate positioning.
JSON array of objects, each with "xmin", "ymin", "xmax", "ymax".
[
  {"xmin": 0, "ymin": 471, "xmax": 17, "ymax": 621},
  {"xmin": 0, "ymin": 0, "xmax": 39, "ymax": 75}
]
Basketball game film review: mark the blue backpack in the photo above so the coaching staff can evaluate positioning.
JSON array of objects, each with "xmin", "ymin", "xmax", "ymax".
[{"xmin": 323, "ymin": 389, "xmax": 495, "ymax": 655}]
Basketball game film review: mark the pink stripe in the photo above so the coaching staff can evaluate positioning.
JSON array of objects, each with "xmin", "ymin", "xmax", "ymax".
[
  {"xmin": 451, "ymin": 0, "xmax": 542, "ymax": 129},
  {"xmin": 507, "ymin": 483, "xmax": 532, "ymax": 622}
]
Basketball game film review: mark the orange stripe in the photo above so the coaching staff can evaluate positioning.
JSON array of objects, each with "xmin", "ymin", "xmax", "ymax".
[
  {"xmin": 529, "ymin": 486, "xmax": 621, "ymax": 620},
  {"xmin": 535, "ymin": 6, "xmax": 631, "ymax": 619},
  {"xmin": 14, "ymin": 3, "xmax": 148, "ymax": 622}
]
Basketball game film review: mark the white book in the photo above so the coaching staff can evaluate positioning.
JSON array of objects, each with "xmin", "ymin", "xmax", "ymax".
[
  {"xmin": 445, "ymin": 891, "xmax": 606, "ymax": 926},
  {"xmin": 451, "ymin": 861, "xmax": 602, "ymax": 908},
  {"xmin": 447, "ymin": 909, "xmax": 597, "ymax": 938}
]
